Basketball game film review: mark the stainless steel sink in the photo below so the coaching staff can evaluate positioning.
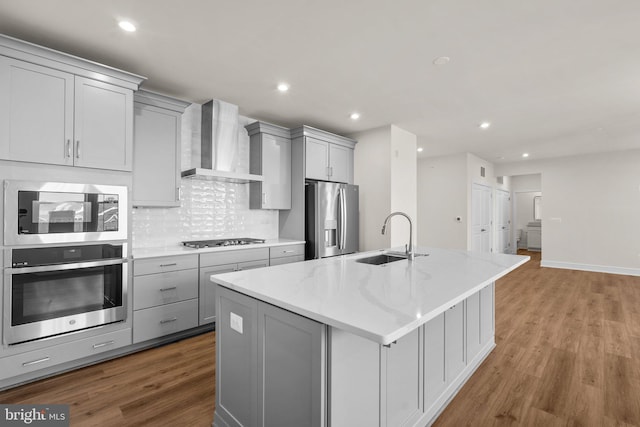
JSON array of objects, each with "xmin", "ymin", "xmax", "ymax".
[{"xmin": 355, "ymin": 254, "xmax": 407, "ymax": 265}]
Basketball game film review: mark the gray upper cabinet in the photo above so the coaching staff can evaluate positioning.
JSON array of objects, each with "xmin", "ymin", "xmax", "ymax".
[
  {"xmin": 73, "ymin": 77, "xmax": 134, "ymax": 171},
  {"xmin": 133, "ymin": 90, "xmax": 189, "ymax": 207},
  {"xmin": 247, "ymin": 121, "xmax": 292, "ymax": 210},
  {"xmin": 0, "ymin": 35, "xmax": 144, "ymax": 171},
  {"xmin": 0, "ymin": 57, "xmax": 73, "ymax": 165},
  {"xmin": 291, "ymin": 126, "xmax": 356, "ymax": 184}
]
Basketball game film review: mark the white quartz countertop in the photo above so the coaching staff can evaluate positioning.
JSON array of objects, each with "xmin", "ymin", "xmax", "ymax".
[
  {"xmin": 132, "ymin": 239, "xmax": 305, "ymax": 259},
  {"xmin": 211, "ymin": 247, "xmax": 529, "ymax": 345}
]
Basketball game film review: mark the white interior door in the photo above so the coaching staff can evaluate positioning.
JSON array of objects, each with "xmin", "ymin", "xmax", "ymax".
[
  {"xmin": 495, "ymin": 189, "xmax": 511, "ymax": 254},
  {"xmin": 472, "ymin": 183, "xmax": 492, "ymax": 253}
]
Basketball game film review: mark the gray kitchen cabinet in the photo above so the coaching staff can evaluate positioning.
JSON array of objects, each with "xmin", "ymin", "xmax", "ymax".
[
  {"xmin": 215, "ymin": 285, "xmax": 325, "ymax": 427},
  {"xmin": 132, "ymin": 254, "xmax": 199, "ymax": 343},
  {"xmin": 247, "ymin": 121, "xmax": 292, "ymax": 210},
  {"xmin": 133, "ymin": 90, "xmax": 189, "ymax": 207},
  {"xmin": 0, "ymin": 56, "xmax": 135, "ymax": 171},
  {"xmin": 445, "ymin": 302, "xmax": 466, "ymax": 383},
  {"xmin": 72, "ymin": 76, "xmax": 133, "ymax": 171},
  {"xmin": 0, "ymin": 56, "xmax": 73, "ymax": 165},
  {"xmin": 480, "ymin": 283, "xmax": 495, "ymax": 346},
  {"xmin": 199, "ymin": 248, "xmax": 269, "ymax": 325},
  {"xmin": 0, "ymin": 328, "xmax": 131, "ymax": 381},
  {"xmin": 424, "ymin": 312, "xmax": 446, "ymax": 412},
  {"xmin": 382, "ymin": 327, "xmax": 424, "ymax": 427},
  {"xmin": 269, "ymin": 243, "xmax": 305, "ymax": 265},
  {"xmin": 304, "ymin": 136, "xmax": 354, "ymax": 184}
]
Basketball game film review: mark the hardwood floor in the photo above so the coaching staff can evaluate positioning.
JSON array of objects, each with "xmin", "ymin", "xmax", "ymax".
[
  {"xmin": 0, "ymin": 333, "xmax": 216, "ymax": 426},
  {"xmin": 1, "ymin": 251, "xmax": 639, "ymax": 426}
]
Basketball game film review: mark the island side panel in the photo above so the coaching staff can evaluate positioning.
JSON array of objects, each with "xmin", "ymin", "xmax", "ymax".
[{"xmin": 215, "ymin": 286, "xmax": 259, "ymax": 427}]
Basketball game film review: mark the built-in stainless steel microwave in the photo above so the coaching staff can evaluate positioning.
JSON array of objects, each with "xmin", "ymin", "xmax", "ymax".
[{"xmin": 3, "ymin": 180, "xmax": 128, "ymax": 246}]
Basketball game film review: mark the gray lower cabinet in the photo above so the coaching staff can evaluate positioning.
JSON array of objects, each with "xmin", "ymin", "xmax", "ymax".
[
  {"xmin": 445, "ymin": 302, "xmax": 466, "ymax": 383},
  {"xmin": 199, "ymin": 248, "xmax": 269, "ymax": 325},
  {"xmin": 132, "ymin": 254, "xmax": 199, "ymax": 343},
  {"xmin": 269, "ymin": 243, "xmax": 305, "ymax": 266},
  {"xmin": 215, "ymin": 286, "xmax": 325, "ymax": 427},
  {"xmin": 0, "ymin": 328, "xmax": 131, "ymax": 381}
]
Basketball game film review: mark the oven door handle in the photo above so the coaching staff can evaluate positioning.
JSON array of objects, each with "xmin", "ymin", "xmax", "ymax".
[{"xmin": 7, "ymin": 258, "xmax": 127, "ymax": 274}]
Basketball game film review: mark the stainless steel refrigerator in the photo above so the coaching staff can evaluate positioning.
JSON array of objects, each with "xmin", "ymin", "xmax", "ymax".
[{"xmin": 305, "ymin": 181, "xmax": 359, "ymax": 259}]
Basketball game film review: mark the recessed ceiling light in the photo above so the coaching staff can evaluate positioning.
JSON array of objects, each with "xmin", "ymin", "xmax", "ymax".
[
  {"xmin": 433, "ymin": 56, "xmax": 450, "ymax": 66},
  {"xmin": 277, "ymin": 83, "xmax": 289, "ymax": 92},
  {"xmin": 417, "ymin": 147, "xmax": 424, "ymax": 153},
  {"xmin": 522, "ymin": 153, "xmax": 529, "ymax": 158},
  {"xmin": 118, "ymin": 21, "xmax": 136, "ymax": 32},
  {"xmin": 479, "ymin": 122, "xmax": 491, "ymax": 129},
  {"xmin": 350, "ymin": 112, "xmax": 360, "ymax": 120}
]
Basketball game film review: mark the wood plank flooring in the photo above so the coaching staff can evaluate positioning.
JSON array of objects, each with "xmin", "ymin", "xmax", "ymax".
[{"xmin": 1, "ymin": 250, "xmax": 640, "ymax": 426}]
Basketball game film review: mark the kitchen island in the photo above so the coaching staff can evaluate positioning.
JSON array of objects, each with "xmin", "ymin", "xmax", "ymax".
[{"xmin": 210, "ymin": 247, "xmax": 529, "ymax": 427}]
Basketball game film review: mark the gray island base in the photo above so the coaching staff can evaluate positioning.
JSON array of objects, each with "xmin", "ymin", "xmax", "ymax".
[{"xmin": 211, "ymin": 248, "xmax": 529, "ymax": 427}]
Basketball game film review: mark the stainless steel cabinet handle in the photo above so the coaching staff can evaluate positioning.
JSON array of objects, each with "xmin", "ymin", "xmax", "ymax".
[
  {"xmin": 159, "ymin": 263, "xmax": 177, "ymax": 267},
  {"xmin": 160, "ymin": 286, "xmax": 178, "ymax": 292},
  {"xmin": 282, "ymin": 250, "xmax": 294, "ymax": 254},
  {"xmin": 22, "ymin": 357, "xmax": 50, "ymax": 367},
  {"xmin": 66, "ymin": 139, "xmax": 71, "ymax": 158},
  {"xmin": 176, "ymin": 187, "xmax": 181, "ymax": 201},
  {"xmin": 92, "ymin": 340, "xmax": 115, "ymax": 349},
  {"xmin": 481, "ymin": 228, "xmax": 486, "ymax": 232},
  {"xmin": 160, "ymin": 317, "xmax": 178, "ymax": 324},
  {"xmin": 262, "ymin": 192, "xmax": 266, "ymax": 205},
  {"xmin": 75, "ymin": 140, "xmax": 80, "ymax": 158}
]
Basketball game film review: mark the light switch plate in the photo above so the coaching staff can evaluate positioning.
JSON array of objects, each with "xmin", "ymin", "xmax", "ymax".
[{"xmin": 230, "ymin": 312, "xmax": 243, "ymax": 334}]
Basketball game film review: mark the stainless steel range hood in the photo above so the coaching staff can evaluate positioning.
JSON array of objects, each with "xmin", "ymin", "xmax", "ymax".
[{"xmin": 181, "ymin": 99, "xmax": 263, "ymax": 183}]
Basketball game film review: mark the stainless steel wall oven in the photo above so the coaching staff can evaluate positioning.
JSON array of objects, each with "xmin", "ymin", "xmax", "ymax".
[
  {"xmin": 3, "ymin": 243, "xmax": 128, "ymax": 345},
  {"xmin": 3, "ymin": 180, "xmax": 129, "ymax": 345}
]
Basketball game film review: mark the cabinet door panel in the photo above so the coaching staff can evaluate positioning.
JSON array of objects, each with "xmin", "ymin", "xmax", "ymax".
[
  {"xmin": 258, "ymin": 302, "xmax": 324, "ymax": 427},
  {"xmin": 480, "ymin": 283, "xmax": 495, "ymax": 346},
  {"xmin": 445, "ymin": 303, "xmax": 465, "ymax": 383},
  {"xmin": 383, "ymin": 327, "xmax": 423, "ymax": 427},
  {"xmin": 0, "ymin": 56, "xmax": 73, "ymax": 165},
  {"xmin": 466, "ymin": 292, "xmax": 482, "ymax": 362},
  {"xmin": 305, "ymin": 137, "xmax": 329, "ymax": 180},
  {"xmin": 200, "ymin": 264, "xmax": 237, "ymax": 325},
  {"xmin": 262, "ymin": 133, "xmax": 291, "ymax": 209},
  {"xmin": 74, "ymin": 77, "xmax": 132, "ymax": 171},
  {"xmin": 424, "ymin": 312, "xmax": 446, "ymax": 411},
  {"xmin": 329, "ymin": 143, "xmax": 353, "ymax": 184},
  {"xmin": 133, "ymin": 103, "xmax": 181, "ymax": 206}
]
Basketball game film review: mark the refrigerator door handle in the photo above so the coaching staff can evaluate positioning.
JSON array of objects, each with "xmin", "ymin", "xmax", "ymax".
[{"xmin": 339, "ymin": 187, "xmax": 347, "ymax": 251}]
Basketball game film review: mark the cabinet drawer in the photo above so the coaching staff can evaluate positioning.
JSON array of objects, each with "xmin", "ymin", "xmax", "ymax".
[
  {"xmin": 200, "ymin": 248, "xmax": 269, "ymax": 267},
  {"xmin": 133, "ymin": 269, "xmax": 198, "ymax": 310},
  {"xmin": 134, "ymin": 254, "xmax": 198, "ymax": 276},
  {"xmin": 133, "ymin": 299, "xmax": 199, "ymax": 343},
  {"xmin": 0, "ymin": 328, "xmax": 132, "ymax": 380},
  {"xmin": 269, "ymin": 244, "xmax": 304, "ymax": 260},
  {"xmin": 270, "ymin": 255, "xmax": 304, "ymax": 266}
]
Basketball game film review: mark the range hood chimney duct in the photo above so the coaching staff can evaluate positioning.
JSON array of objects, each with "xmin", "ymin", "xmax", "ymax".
[{"xmin": 181, "ymin": 99, "xmax": 263, "ymax": 183}]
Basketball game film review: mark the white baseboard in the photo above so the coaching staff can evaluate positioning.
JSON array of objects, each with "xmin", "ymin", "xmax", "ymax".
[{"xmin": 541, "ymin": 260, "xmax": 640, "ymax": 277}]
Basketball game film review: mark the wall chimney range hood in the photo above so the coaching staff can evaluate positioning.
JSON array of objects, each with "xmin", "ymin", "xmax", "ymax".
[{"xmin": 181, "ymin": 99, "xmax": 263, "ymax": 183}]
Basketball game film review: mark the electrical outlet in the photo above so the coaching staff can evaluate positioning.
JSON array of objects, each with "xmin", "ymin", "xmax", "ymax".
[{"xmin": 230, "ymin": 312, "xmax": 243, "ymax": 334}]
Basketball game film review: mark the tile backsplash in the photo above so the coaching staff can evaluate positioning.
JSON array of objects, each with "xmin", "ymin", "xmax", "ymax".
[{"xmin": 132, "ymin": 103, "xmax": 279, "ymax": 249}]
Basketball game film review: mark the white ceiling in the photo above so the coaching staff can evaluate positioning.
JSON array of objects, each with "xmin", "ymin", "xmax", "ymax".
[{"xmin": 1, "ymin": 0, "xmax": 640, "ymax": 163}]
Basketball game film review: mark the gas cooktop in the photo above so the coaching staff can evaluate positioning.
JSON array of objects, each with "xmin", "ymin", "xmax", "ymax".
[{"xmin": 182, "ymin": 238, "xmax": 266, "ymax": 249}]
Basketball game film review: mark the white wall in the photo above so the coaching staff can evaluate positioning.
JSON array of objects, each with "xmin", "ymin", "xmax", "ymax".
[
  {"xmin": 417, "ymin": 153, "xmax": 468, "ymax": 250},
  {"xmin": 390, "ymin": 125, "xmax": 417, "ymax": 248},
  {"xmin": 511, "ymin": 173, "xmax": 541, "ymax": 192},
  {"xmin": 496, "ymin": 149, "xmax": 640, "ymax": 274},
  {"xmin": 353, "ymin": 126, "xmax": 392, "ymax": 251}
]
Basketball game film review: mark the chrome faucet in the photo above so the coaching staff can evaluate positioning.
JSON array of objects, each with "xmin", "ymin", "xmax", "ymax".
[{"xmin": 381, "ymin": 212, "xmax": 414, "ymax": 260}]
